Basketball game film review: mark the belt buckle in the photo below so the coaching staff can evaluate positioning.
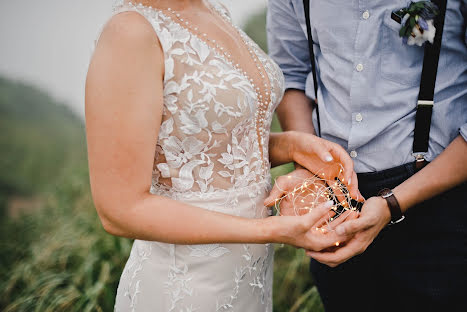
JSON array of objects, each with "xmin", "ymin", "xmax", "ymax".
[{"xmin": 389, "ymin": 215, "xmax": 406, "ymax": 226}]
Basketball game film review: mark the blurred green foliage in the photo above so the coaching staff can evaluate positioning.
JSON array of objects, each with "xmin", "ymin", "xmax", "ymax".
[
  {"xmin": 0, "ymin": 77, "xmax": 85, "ymax": 215},
  {"xmin": 0, "ymin": 7, "xmax": 324, "ymax": 312},
  {"xmin": 243, "ymin": 9, "xmax": 268, "ymax": 52}
]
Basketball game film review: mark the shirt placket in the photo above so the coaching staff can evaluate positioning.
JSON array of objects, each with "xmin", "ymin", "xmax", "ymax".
[{"xmin": 348, "ymin": 0, "xmax": 371, "ymax": 160}]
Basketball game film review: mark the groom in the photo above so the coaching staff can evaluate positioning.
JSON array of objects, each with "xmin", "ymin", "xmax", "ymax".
[{"xmin": 267, "ymin": 0, "xmax": 467, "ymax": 311}]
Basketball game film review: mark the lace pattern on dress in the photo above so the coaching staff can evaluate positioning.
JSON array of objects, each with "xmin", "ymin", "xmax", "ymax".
[
  {"xmin": 110, "ymin": 1, "xmax": 283, "ymax": 311},
  {"xmin": 113, "ymin": 1, "xmax": 284, "ymax": 196}
]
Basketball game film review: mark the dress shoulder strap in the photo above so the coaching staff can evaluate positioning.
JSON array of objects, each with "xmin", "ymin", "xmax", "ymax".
[
  {"xmin": 93, "ymin": 2, "xmax": 176, "ymax": 54},
  {"xmin": 206, "ymin": 0, "xmax": 232, "ymax": 20},
  {"xmin": 91, "ymin": 1, "xmax": 181, "ymax": 85}
]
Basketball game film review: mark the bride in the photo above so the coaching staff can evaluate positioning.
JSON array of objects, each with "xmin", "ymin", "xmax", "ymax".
[{"xmin": 85, "ymin": 0, "xmax": 359, "ymax": 310}]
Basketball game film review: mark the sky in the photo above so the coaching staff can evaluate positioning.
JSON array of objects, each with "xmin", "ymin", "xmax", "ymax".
[{"xmin": 0, "ymin": 0, "xmax": 267, "ymax": 117}]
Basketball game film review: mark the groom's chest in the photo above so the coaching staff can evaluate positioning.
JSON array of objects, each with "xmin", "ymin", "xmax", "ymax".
[{"xmin": 306, "ymin": 0, "xmax": 410, "ymax": 48}]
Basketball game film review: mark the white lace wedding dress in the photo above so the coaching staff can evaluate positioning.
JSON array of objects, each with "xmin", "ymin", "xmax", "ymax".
[{"xmin": 108, "ymin": 1, "xmax": 285, "ymax": 311}]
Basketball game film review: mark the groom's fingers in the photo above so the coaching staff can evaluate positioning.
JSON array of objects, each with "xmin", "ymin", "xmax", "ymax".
[
  {"xmin": 335, "ymin": 217, "xmax": 370, "ymax": 236},
  {"xmin": 308, "ymin": 228, "xmax": 351, "ymax": 252},
  {"xmin": 306, "ymin": 238, "xmax": 366, "ymax": 267}
]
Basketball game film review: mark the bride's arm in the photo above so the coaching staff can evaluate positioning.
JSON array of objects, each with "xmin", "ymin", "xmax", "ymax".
[{"xmin": 85, "ymin": 12, "xmax": 343, "ymax": 249}]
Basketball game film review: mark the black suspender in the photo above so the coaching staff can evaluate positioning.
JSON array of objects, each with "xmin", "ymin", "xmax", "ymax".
[
  {"xmin": 302, "ymin": 0, "xmax": 447, "ymax": 161},
  {"xmin": 413, "ymin": 0, "xmax": 447, "ymax": 160},
  {"xmin": 303, "ymin": 0, "xmax": 321, "ymax": 137}
]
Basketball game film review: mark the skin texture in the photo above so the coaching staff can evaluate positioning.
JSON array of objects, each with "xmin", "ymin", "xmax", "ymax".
[
  {"xmin": 85, "ymin": 2, "xmax": 355, "ymax": 251},
  {"xmin": 308, "ymin": 135, "xmax": 467, "ymax": 267},
  {"xmin": 275, "ymin": 89, "xmax": 467, "ymax": 267}
]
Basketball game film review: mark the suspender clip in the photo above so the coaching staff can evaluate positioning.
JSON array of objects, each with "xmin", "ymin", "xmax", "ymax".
[
  {"xmin": 413, "ymin": 153, "xmax": 428, "ymax": 170},
  {"xmin": 414, "ymin": 153, "xmax": 426, "ymax": 162}
]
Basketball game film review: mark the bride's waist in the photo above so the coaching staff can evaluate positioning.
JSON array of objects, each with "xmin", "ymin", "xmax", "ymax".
[{"xmin": 150, "ymin": 180, "xmax": 272, "ymax": 218}]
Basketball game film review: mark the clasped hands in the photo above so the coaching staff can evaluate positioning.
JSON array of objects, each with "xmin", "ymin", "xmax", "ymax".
[{"xmin": 265, "ymin": 132, "xmax": 391, "ymax": 267}]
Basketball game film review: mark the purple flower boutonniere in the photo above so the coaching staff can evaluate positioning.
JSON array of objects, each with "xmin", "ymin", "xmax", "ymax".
[{"xmin": 391, "ymin": 1, "xmax": 439, "ymax": 46}]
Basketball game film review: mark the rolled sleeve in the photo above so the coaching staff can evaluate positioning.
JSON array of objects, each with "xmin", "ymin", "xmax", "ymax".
[
  {"xmin": 461, "ymin": 123, "xmax": 467, "ymax": 141},
  {"xmin": 267, "ymin": 0, "xmax": 314, "ymax": 96}
]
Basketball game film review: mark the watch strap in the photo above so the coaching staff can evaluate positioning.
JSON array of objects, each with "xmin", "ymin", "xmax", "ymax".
[{"xmin": 379, "ymin": 188, "xmax": 404, "ymax": 225}]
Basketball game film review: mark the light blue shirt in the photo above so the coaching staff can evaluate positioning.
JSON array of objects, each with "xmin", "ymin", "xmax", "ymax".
[{"xmin": 267, "ymin": 0, "xmax": 467, "ymax": 173}]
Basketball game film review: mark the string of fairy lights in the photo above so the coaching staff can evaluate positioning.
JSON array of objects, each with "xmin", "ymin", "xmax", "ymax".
[{"xmin": 273, "ymin": 165, "xmax": 364, "ymax": 234}]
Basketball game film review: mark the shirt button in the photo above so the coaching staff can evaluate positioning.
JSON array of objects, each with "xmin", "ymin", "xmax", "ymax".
[
  {"xmin": 362, "ymin": 10, "xmax": 370, "ymax": 20},
  {"xmin": 356, "ymin": 63, "xmax": 364, "ymax": 72},
  {"xmin": 355, "ymin": 113, "xmax": 363, "ymax": 122},
  {"xmin": 350, "ymin": 150, "xmax": 358, "ymax": 158}
]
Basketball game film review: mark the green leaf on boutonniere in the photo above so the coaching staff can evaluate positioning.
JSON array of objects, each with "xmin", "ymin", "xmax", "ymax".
[
  {"xmin": 399, "ymin": 24, "xmax": 409, "ymax": 37},
  {"xmin": 393, "ymin": 1, "xmax": 439, "ymax": 45}
]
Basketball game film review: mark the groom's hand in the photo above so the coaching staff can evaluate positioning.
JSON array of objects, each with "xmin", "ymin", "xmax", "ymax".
[{"xmin": 306, "ymin": 196, "xmax": 391, "ymax": 267}]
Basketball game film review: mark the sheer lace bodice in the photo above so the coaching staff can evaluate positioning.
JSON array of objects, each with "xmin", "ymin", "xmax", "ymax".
[
  {"xmin": 113, "ymin": 1, "xmax": 284, "ymax": 196},
  {"xmin": 110, "ymin": 1, "xmax": 285, "ymax": 311}
]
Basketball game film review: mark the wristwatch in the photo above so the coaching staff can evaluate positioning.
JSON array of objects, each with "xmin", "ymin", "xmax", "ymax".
[{"xmin": 378, "ymin": 188, "xmax": 405, "ymax": 225}]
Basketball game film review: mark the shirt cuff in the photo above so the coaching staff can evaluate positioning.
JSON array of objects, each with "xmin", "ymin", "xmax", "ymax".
[
  {"xmin": 460, "ymin": 123, "xmax": 467, "ymax": 141},
  {"xmin": 284, "ymin": 80, "xmax": 306, "ymax": 92},
  {"xmin": 284, "ymin": 73, "xmax": 316, "ymax": 101}
]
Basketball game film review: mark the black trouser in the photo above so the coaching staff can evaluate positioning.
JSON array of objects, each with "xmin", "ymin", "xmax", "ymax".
[{"xmin": 310, "ymin": 162, "xmax": 467, "ymax": 312}]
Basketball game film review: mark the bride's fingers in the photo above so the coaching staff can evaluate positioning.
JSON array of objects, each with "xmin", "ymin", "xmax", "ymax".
[
  {"xmin": 264, "ymin": 187, "xmax": 283, "ymax": 207},
  {"xmin": 328, "ymin": 144, "xmax": 354, "ymax": 187},
  {"xmin": 311, "ymin": 210, "xmax": 337, "ymax": 229},
  {"xmin": 264, "ymin": 175, "xmax": 293, "ymax": 206},
  {"xmin": 313, "ymin": 143, "xmax": 335, "ymax": 164},
  {"xmin": 264, "ymin": 174, "xmax": 306, "ymax": 207},
  {"xmin": 347, "ymin": 171, "xmax": 364, "ymax": 201},
  {"xmin": 304, "ymin": 200, "xmax": 334, "ymax": 227}
]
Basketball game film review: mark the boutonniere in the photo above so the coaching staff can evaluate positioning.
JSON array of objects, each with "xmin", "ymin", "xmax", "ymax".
[{"xmin": 391, "ymin": 1, "xmax": 439, "ymax": 46}]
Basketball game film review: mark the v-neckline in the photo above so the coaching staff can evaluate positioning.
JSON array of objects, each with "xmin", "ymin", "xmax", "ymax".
[
  {"xmin": 123, "ymin": 1, "xmax": 274, "ymax": 170},
  {"xmin": 124, "ymin": 1, "xmax": 273, "ymax": 106}
]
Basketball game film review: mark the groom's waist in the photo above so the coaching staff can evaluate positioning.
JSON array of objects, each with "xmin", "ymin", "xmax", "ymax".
[
  {"xmin": 356, "ymin": 162, "xmax": 418, "ymax": 199},
  {"xmin": 318, "ymin": 133, "xmax": 429, "ymax": 174},
  {"xmin": 313, "ymin": 108, "xmax": 459, "ymax": 174}
]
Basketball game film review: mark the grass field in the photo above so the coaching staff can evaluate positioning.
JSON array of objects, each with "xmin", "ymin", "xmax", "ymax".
[
  {"xmin": 0, "ymin": 8, "xmax": 325, "ymax": 312},
  {"xmin": 0, "ymin": 81, "xmax": 324, "ymax": 312}
]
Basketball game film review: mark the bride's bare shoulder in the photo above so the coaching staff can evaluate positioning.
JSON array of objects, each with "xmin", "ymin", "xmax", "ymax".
[
  {"xmin": 96, "ymin": 11, "xmax": 161, "ymax": 54},
  {"xmin": 86, "ymin": 10, "xmax": 164, "ymax": 110}
]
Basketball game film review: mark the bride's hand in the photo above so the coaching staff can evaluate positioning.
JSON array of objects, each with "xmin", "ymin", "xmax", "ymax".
[
  {"xmin": 265, "ymin": 168, "xmax": 325, "ymax": 216},
  {"xmin": 264, "ymin": 168, "xmax": 360, "ymax": 224},
  {"xmin": 286, "ymin": 131, "xmax": 363, "ymax": 200},
  {"xmin": 266, "ymin": 200, "xmax": 348, "ymax": 251}
]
